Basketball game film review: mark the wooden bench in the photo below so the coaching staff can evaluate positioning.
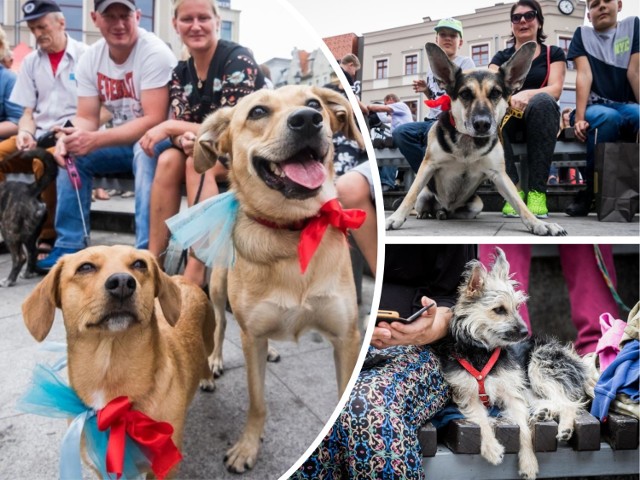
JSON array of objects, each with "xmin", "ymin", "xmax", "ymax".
[{"xmin": 418, "ymin": 411, "xmax": 639, "ymax": 479}]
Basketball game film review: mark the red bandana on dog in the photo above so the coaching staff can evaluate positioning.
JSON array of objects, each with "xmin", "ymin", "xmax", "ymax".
[
  {"xmin": 251, "ymin": 198, "xmax": 365, "ymax": 274},
  {"xmin": 97, "ymin": 396, "xmax": 182, "ymax": 480},
  {"xmin": 424, "ymin": 94, "xmax": 451, "ymax": 112}
]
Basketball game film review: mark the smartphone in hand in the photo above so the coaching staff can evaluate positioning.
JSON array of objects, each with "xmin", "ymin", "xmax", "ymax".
[{"xmin": 375, "ymin": 303, "xmax": 435, "ymax": 326}]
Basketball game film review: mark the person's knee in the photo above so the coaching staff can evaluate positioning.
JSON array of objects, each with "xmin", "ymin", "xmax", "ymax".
[{"xmin": 337, "ymin": 172, "xmax": 369, "ymax": 208}]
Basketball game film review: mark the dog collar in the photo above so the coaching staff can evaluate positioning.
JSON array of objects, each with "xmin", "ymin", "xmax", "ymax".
[
  {"xmin": 250, "ymin": 198, "xmax": 366, "ymax": 274},
  {"xmin": 456, "ymin": 347, "xmax": 502, "ymax": 408}
]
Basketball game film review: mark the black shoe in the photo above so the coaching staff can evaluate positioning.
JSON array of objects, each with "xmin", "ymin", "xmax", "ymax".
[{"xmin": 565, "ymin": 190, "xmax": 594, "ymax": 217}]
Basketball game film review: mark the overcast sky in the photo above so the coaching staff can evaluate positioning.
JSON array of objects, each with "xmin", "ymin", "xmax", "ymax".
[{"xmin": 234, "ymin": 0, "xmax": 638, "ymax": 63}]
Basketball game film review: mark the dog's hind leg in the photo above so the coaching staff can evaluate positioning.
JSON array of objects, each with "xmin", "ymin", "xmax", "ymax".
[
  {"xmin": 225, "ymin": 330, "xmax": 268, "ymax": 473},
  {"xmin": 1, "ymin": 240, "xmax": 25, "ymax": 287},
  {"xmin": 208, "ymin": 267, "xmax": 228, "ymax": 378},
  {"xmin": 415, "ymin": 186, "xmax": 437, "ymax": 219},
  {"xmin": 452, "ymin": 194, "xmax": 484, "ymax": 219},
  {"xmin": 330, "ymin": 324, "xmax": 361, "ymax": 395}
]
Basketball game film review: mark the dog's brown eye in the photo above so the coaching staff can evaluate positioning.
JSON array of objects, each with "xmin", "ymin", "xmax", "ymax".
[
  {"xmin": 489, "ymin": 88, "xmax": 502, "ymax": 100},
  {"xmin": 132, "ymin": 260, "xmax": 148, "ymax": 271},
  {"xmin": 76, "ymin": 263, "xmax": 96, "ymax": 274},
  {"xmin": 459, "ymin": 90, "xmax": 473, "ymax": 101},
  {"xmin": 248, "ymin": 106, "xmax": 269, "ymax": 119},
  {"xmin": 493, "ymin": 306, "xmax": 507, "ymax": 315},
  {"xmin": 306, "ymin": 99, "xmax": 322, "ymax": 110}
]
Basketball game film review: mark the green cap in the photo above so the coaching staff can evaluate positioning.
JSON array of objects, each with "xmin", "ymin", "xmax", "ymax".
[{"xmin": 434, "ymin": 18, "xmax": 463, "ymax": 38}]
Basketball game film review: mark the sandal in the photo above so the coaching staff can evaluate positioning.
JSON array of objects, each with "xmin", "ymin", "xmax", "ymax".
[{"xmin": 37, "ymin": 239, "xmax": 54, "ymax": 261}]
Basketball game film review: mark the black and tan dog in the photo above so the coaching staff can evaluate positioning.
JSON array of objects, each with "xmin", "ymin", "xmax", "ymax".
[
  {"xmin": 386, "ymin": 42, "xmax": 566, "ymax": 236},
  {"xmin": 0, "ymin": 148, "xmax": 57, "ymax": 286},
  {"xmin": 194, "ymin": 85, "xmax": 363, "ymax": 473},
  {"xmin": 437, "ymin": 248, "xmax": 587, "ymax": 479}
]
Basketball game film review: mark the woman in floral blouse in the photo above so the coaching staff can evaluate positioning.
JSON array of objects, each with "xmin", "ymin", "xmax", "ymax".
[{"xmin": 140, "ymin": 0, "xmax": 263, "ymax": 285}]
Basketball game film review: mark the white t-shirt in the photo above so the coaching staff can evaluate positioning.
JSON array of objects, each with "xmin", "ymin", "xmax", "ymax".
[
  {"xmin": 387, "ymin": 102, "xmax": 414, "ymax": 130},
  {"xmin": 10, "ymin": 35, "xmax": 88, "ymax": 138},
  {"xmin": 424, "ymin": 55, "xmax": 475, "ymax": 119},
  {"xmin": 76, "ymin": 28, "xmax": 176, "ymax": 126}
]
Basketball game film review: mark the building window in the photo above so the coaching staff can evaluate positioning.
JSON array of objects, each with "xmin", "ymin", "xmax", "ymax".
[
  {"xmin": 404, "ymin": 54, "xmax": 418, "ymax": 75},
  {"xmin": 471, "ymin": 44, "xmax": 490, "ymax": 66},
  {"xmin": 220, "ymin": 20, "xmax": 233, "ymax": 41},
  {"xmin": 58, "ymin": 0, "xmax": 83, "ymax": 41},
  {"xmin": 559, "ymin": 36, "xmax": 574, "ymax": 70},
  {"xmin": 137, "ymin": 0, "xmax": 155, "ymax": 31},
  {"xmin": 376, "ymin": 59, "xmax": 388, "ymax": 79}
]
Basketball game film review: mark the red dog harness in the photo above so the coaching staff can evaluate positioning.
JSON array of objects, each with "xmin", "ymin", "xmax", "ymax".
[{"xmin": 456, "ymin": 348, "xmax": 502, "ymax": 407}]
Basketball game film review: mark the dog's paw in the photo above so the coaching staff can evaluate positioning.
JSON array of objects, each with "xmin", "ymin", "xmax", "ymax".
[
  {"xmin": 518, "ymin": 451, "xmax": 539, "ymax": 480},
  {"xmin": 224, "ymin": 436, "xmax": 261, "ymax": 473},
  {"xmin": 385, "ymin": 215, "xmax": 406, "ymax": 230},
  {"xmin": 267, "ymin": 345, "xmax": 281, "ymax": 363},
  {"xmin": 531, "ymin": 221, "xmax": 567, "ymax": 236},
  {"xmin": 556, "ymin": 427, "xmax": 573, "ymax": 442},
  {"xmin": 199, "ymin": 378, "xmax": 216, "ymax": 392},
  {"xmin": 435, "ymin": 210, "xmax": 448, "ymax": 220},
  {"xmin": 209, "ymin": 357, "xmax": 224, "ymax": 378},
  {"xmin": 0, "ymin": 278, "xmax": 14, "ymax": 288},
  {"xmin": 533, "ymin": 407, "xmax": 552, "ymax": 422},
  {"xmin": 481, "ymin": 437, "xmax": 505, "ymax": 465}
]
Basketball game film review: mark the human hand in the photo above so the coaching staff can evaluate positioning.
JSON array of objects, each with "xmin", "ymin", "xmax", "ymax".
[
  {"xmin": 413, "ymin": 79, "xmax": 427, "ymax": 93},
  {"xmin": 574, "ymin": 120, "xmax": 589, "ymax": 142},
  {"xmin": 509, "ymin": 91, "xmax": 532, "ymax": 112},
  {"xmin": 139, "ymin": 124, "xmax": 168, "ymax": 157},
  {"xmin": 371, "ymin": 297, "xmax": 450, "ymax": 349},
  {"xmin": 179, "ymin": 131, "xmax": 197, "ymax": 157},
  {"xmin": 16, "ymin": 130, "xmax": 36, "ymax": 151},
  {"xmin": 53, "ymin": 133, "xmax": 69, "ymax": 168},
  {"xmin": 56, "ymin": 126, "xmax": 95, "ymax": 158}
]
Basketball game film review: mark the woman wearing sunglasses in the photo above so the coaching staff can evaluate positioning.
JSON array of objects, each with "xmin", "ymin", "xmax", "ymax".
[{"xmin": 489, "ymin": 0, "xmax": 566, "ymax": 219}]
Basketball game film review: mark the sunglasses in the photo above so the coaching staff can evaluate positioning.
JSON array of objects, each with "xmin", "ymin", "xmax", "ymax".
[{"xmin": 511, "ymin": 10, "xmax": 538, "ymax": 23}]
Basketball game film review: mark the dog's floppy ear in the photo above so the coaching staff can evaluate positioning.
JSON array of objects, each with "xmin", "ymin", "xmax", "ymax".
[
  {"xmin": 425, "ymin": 43, "xmax": 460, "ymax": 94},
  {"xmin": 22, "ymin": 260, "xmax": 64, "ymax": 342},
  {"xmin": 490, "ymin": 247, "xmax": 511, "ymax": 280},
  {"xmin": 194, "ymin": 107, "xmax": 234, "ymax": 174},
  {"xmin": 151, "ymin": 261, "xmax": 182, "ymax": 327},
  {"xmin": 499, "ymin": 41, "xmax": 536, "ymax": 94},
  {"xmin": 464, "ymin": 260, "xmax": 487, "ymax": 298},
  {"xmin": 313, "ymin": 86, "xmax": 364, "ymax": 149}
]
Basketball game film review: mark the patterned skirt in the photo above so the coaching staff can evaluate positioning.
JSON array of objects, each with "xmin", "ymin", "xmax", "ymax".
[{"xmin": 292, "ymin": 345, "xmax": 450, "ymax": 480}]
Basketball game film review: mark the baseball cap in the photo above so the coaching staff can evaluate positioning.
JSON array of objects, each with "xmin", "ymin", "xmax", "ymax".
[
  {"xmin": 20, "ymin": 0, "xmax": 61, "ymax": 22},
  {"xmin": 94, "ymin": 0, "xmax": 136, "ymax": 13},
  {"xmin": 434, "ymin": 18, "xmax": 463, "ymax": 38}
]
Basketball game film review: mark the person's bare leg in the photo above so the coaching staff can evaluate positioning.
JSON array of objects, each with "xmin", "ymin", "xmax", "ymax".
[
  {"xmin": 148, "ymin": 149, "xmax": 186, "ymax": 266},
  {"xmin": 336, "ymin": 171, "xmax": 377, "ymax": 277},
  {"xmin": 182, "ymin": 156, "xmax": 225, "ymax": 286}
]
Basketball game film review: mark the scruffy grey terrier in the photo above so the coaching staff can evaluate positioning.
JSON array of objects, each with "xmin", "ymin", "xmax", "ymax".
[{"xmin": 437, "ymin": 247, "xmax": 587, "ymax": 479}]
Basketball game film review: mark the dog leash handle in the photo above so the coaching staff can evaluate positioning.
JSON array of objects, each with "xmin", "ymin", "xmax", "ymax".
[{"xmin": 65, "ymin": 155, "xmax": 82, "ymax": 190}]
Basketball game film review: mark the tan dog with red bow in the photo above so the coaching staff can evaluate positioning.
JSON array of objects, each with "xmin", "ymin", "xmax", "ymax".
[
  {"xmin": 193, "ymin": 85, "xmax": 364, "ymax": 473},
  {"xmin": 22, "ymin": 245, "xmax": 215, "ymax": 477}
]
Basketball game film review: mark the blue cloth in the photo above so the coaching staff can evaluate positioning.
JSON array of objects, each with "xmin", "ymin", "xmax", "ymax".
[
  {"xmin": 0, "ymin": 64, "xmax": 22, "ymax": 128},
  {"xmin": 16, "ymin": 363, "xmax": 148, "ymax": 479},
  {"xmin": 391, "ymin": 119, "xmax": 436, "ymax": 173},
  {"xmin": 590, "ymin": 339, "xmax": 639, "ymax": 421},
  {"xmin": 53, "ymin": 143, "xmax": 156, "ymax": 250},
  {"xmin": 429, "ymin": 403, "xmax": 502, "ymax": 429}
]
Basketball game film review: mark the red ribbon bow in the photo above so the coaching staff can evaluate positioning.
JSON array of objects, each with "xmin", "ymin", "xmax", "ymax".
[
  {"xmin": 424, "ymin": 94, "xmax": 451, "ymax": 111},
  {"xmin": 298, "ymin": 198, "xmax": 365, "ymax": 274},
  {"xmin": 97, "ymin": 396, "xmax": 182, "ymax": 480}
]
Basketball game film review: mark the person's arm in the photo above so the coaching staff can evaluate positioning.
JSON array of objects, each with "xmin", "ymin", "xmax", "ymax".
[
  {"xmin": 0, "ymin": 74, "xmax": 21, "ymax": 138},
  {"xmin": 628, "ymin": 52, "xmax": 639, "ymax": 103},
  {"xmin": 15, "ymin": 108, "xmax": 37, "ymax": 150},
  {"xmin": 573, "ymin": 55, "xmax": 592, "ymax": 142},
  {"xmin": 367, "ymin": 104, "xmax": 392, "ymax": 113}
]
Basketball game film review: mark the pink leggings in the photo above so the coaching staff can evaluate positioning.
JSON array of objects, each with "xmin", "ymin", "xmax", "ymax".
[{"xmin": 479, "ymin": 245, "xmax": 618, "ymax": 355}]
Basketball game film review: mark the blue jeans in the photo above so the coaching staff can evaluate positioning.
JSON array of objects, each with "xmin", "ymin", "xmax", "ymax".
[
  {"xmin": 378, "ymin": 166, "xmax": 396, "ymax": 188},
  {"xmin": 392, "ymin": 120, "xmax": 436, "ymax": 173},
  {"xmin": 54, "ymin": 142, "xmax": 157, "ymax": 250},
  {"xmin": 573, "ymin": 102, "xmax": 639, "ymax": 187}
]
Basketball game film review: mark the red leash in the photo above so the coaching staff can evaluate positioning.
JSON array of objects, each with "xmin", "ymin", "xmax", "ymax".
[{"xmin": 456, "ymin": 347, "xmax": 502, "ymax": 407}]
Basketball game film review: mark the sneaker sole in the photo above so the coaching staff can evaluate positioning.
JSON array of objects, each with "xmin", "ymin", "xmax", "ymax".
[{"xmin": 502, "ymin": 213, "xmax": 520, "ymax": 218}]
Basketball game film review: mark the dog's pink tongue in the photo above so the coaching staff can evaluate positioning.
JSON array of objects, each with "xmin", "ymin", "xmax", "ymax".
[{"xmin": 281, "ymin": 159, "xmax": 326, "ymax": 189}]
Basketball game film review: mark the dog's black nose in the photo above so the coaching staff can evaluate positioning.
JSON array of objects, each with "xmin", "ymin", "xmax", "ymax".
[
  {"xmin": 287, "ymin": 108, "xmax": 323, "ymax": 136},
  {"xmin": 105, "ymin": 273, "xmax": 136, "ymax": 300},
  {"xmin": 472, "ymin": 116, "xmax": 492, "ymax": 134}
]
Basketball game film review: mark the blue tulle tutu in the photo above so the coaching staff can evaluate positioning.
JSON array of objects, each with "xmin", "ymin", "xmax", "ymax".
[
  {"xmin": 166, "ymin": 191, "xmax": 239, "ymax": 269},
  {"xmin": 17, "ymin": 363, "xmax": 148, "ymax": 480}
]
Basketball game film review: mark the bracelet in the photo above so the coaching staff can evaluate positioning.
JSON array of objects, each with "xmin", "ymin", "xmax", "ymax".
[{"xmin": 19, "ymin": 129, "xmax": 36, "ymax": 139}]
